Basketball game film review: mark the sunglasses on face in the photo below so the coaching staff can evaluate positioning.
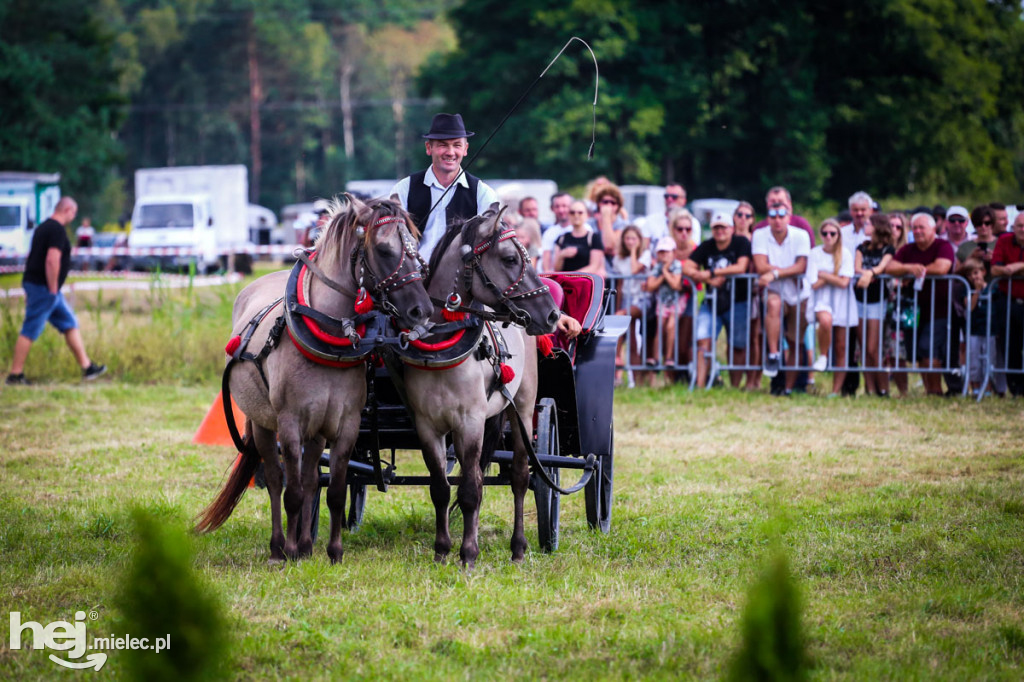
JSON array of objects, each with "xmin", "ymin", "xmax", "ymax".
[
  {"xmin": 890, "ymin": 222, "xmax": 903, "ymax": 230},
  {"xmin": 674, "ymin": 226, "xmax": 692, "ymax": 233},
  {"xmin": 821, "ymin": 230, "xmax": 838, "ymax": 237},
  {"xmin": 569, "ymin": 210, "xmax": 586, "ymax": 215},
  {"xmin": 599, "ymin": 199, "xmax": 619, "ymax": 206},
  {"xmin": 664, "ymin": 193, "xmax": 683, "ymax": 200},
  {"xmin": 767, "ymin": 207, "xmax": 788, "ymax": 218},
  {"xmin": 948, "ymin": 216, "xmax": 967, "ymax": 223},
  {"xmin": 981, "ymin": 220, "xmax": 993, "ymax": 226},
  {"xmin": 735, "ymin": 212, "xmax": 753, "ymax": 219}
]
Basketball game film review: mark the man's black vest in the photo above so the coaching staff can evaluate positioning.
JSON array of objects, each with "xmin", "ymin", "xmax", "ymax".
[{"xmin": 406, "ymin": 169, "xmax": 481, "ymax": 235}]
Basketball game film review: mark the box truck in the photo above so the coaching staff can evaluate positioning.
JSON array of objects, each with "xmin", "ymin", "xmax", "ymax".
[
  {"xmin": 0, "ymin": 171, "xmax": 62, "ymax": 261},
  {"xmin": 128, "ymin": 165, "xmax": 250, "ymax": 272}
]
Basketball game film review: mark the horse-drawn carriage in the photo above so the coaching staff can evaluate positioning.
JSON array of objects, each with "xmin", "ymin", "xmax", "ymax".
[
  {"xmin": 305, "ymin": 270, "xmax": 627, "ymax": 552},
  {"xmin": 198, "ymin": 196, "xmax": 625, "ymax": 565}
]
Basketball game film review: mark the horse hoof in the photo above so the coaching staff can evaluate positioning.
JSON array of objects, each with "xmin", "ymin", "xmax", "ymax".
[
  {"xmin": 267, "ymin": 557, "xmax": 286, "ymax": 568},
  {"xmin": 327, "ymin": 544, "xmax": 344, "ymax": 564},
  {"xmin": 298, "ymin": 539, "xmax": 313, "ymax": 558},
  {"xmin": 434, "ymin": 553, "xmax": 448, "ymax": 564}
]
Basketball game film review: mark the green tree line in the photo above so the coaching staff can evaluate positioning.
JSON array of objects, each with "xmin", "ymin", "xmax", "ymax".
[{"xmin": 1, "ymin": 0, "xmax": 1021, "ymax": 224}]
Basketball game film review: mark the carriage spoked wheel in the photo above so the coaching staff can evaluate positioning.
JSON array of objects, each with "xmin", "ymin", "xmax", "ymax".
[
  {"xmin": 347, "ymin": 481, "xmax": 367, "ymax": 531},
  {"xmin": 585, "ymin": 425, "xmax": 614, "ymax": 533},
  {"xmin": 532, "ymin": 399, "xmax": 560, "ymax": 552}
]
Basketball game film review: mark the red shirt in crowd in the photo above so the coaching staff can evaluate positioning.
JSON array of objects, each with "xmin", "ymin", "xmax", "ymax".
[
  {"xmin": 991, "ymin": 232, "xmax": 1024, "ymax": 299},
  {"xmin": 893, "ymin": 239, "xmax": 956, "ymax": 321}
]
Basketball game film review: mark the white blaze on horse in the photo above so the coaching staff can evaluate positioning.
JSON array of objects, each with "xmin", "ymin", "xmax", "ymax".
[
  {"xmin": 399, "ymin": 203, "xmax": 561, "ymax": 568},
  {"xmin": 195, "ymin": 195, "xmax": 432, "ymax": 563}
]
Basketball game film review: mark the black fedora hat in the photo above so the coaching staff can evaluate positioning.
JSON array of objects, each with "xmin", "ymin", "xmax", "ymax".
[{"xmin": 422, "ymin": 113, "xmax": 475, "ymax": 140}]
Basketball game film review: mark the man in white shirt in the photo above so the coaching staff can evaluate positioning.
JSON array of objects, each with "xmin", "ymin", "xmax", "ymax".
[
  {"xmin": 841, "ymin": 191, "xmax": 873, "ymax": 250},
  {"xmin": 752, "ymin": 201, "xmax": 810, "ymax": 393},
  {"xmin": 389, "ymin": 113, "xmax": 498, "ymax": 261}
]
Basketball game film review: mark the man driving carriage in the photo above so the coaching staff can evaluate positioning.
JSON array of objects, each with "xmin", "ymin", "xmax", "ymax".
[
  {"xmin": 389, "ymin": 113, "xmax": 499, "ymax": 261},
  {"xmin": 391, "ymin": 112, "xmax": 582, "ymax": 339}
]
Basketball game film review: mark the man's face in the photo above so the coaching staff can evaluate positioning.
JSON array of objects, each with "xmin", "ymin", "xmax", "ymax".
[
  {"xmin": 850, "ymin": 201, "xmax": 872, "ymax": 229},
  {"xmin": 664, "ymin": 184, "xmax": 687, "ymax": 211},
  {"xmin": 767, "ymin": 203, "xmax": 789, "ymax": 231},
  {"xmin": 519, "ymin": 198, "xmax": 539, "ymax": 220},
  {"xmin": 912, "ymin": 216, "xmax": 936, "ymax": 247},
  {"xmin": 934, "ymin": 215, "xmax": 947, "ymax": 236},
  {"xmin": 993, "ymin": 208, "xmax": 1008, "ymax": 232},
  {"xmin": 766, "ymin": 190, "xmax": 792, "ymax": 212},
  {"xmin": 1013, "ymin": 214, "xmax": 1024, "ymax": 245},
  {"xmin": 551, "ymin": 195, "xmax": 571, "ymax": 223},
  {"xmin": 425, "ymin": 138, "xmax": 468, "ymax": 175},
  {"xmin": 946, "ymin": 214, "xmax": 968, "ymax": 241}
]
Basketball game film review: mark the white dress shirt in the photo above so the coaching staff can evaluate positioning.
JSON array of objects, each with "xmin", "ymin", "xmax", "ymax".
[{"xmin": 390, "ymin": 167, "xmax": 498, "ymax": 261}]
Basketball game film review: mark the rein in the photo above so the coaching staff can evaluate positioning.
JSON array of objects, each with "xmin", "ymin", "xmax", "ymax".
[{"xmin": 456, "ymin": 228, "xmax": 550, "ymax": 328}]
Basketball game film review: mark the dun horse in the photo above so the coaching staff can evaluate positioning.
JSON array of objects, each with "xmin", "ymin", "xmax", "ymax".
[
  {"xmin": 401, "ymin": 203, "xmax": 560, "ymax": 567},
  {"xmin": 196, "ymin": 196, "xmax": 432, "ymax": 563}
]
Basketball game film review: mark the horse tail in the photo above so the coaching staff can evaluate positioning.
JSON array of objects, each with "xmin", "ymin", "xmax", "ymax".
[
  {"xmin": 194, "ymin": 429, "xmax": 260, "ymax": 533},
  {"xmin": 480, "ymin": 412, "xmax": 507, "ymax": 473}
]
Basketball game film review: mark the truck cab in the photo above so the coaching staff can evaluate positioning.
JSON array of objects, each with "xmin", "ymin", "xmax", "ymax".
[
  {"xmin": 0, "ymin": 197, "xmax": 31, "ymax": 262},
  {"xmin": 128, "ymin": 194, "xmax": 218, "ymax": 272}
]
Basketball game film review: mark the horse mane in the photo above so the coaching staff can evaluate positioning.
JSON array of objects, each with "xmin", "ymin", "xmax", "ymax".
[
  {"xmin": 425, "ymin": 209, "xmax": 499, "ymax": 288},
  {"xmin": 313, "ymin": 194, "xmax": 365, "ymax": 272}
]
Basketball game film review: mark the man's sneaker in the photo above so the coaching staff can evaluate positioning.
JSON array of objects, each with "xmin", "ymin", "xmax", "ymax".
[
  {"xmin": 812, "ymin": 354, "xmax": 828, "ymax": 372},
  {"xmin": 82, "ymin": 363, "xmax": 107, "ymax": 381},
  {"xmin": 763, "ymin": 352, "xmax": 780, "ymax": 378},
  {"xmin": 5, "ymin": 373, "xmax": 31, "ymax": 386}
]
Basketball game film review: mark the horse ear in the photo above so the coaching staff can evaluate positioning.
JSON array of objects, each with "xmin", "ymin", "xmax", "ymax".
[{"xmin": 390, "ymin": 193, "xmax": 401, "ymax": 204}]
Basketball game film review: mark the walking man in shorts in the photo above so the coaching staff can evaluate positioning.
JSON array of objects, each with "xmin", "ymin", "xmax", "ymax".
[{"xmin": 6, "ymin": 197, "xmax": 106, "ymax": 385}]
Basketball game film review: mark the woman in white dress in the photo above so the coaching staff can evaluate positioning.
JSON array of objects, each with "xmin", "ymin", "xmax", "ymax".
[{"xmin": 806, "ymin": 218, "xmax": 858, "ymax": 396}]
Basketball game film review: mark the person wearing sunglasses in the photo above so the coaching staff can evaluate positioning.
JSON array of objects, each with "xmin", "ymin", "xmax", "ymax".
[
  {"xmin": 591, "ymin": 183, "xmax": 631, "ymax": 259},
  {"xmin": 957, "ymin": 205, "xmax": 998, "ymax": 273},
  {"xmin": 554, "ymin": 200, "xmax": 606, "ymax": 276},
  {"xmin": 752, "ymin": 201, "xmax": 811, "ymax": 393},
  {"xmin": 943, "ymin": 205, "xmax": 973, "ymax": 251},
  {"xmin": 732, "ymin": 201, "xmax": 763, "ymax": 390},
  {"xmin": 752, "ymin": 186, "xmax": 816, "ymax": 248},
  {"xmin": 639, "ymin": 183, "xmax": 702, "ymax": 253},
  {"xmin": 806, "ymin": 219, "xmax": 858, "ymax": 397},
  {"xmin": 885, "ymin": 212, "xmax": 955, "ymax": 396}
]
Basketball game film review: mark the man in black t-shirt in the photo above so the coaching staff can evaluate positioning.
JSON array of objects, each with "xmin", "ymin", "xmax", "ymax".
[
  {"xmin": 683, "ymin": 211, "xmax": 753, "ymax": 388},
  {"xmin": 6, "ymin": 197, "xmax": 106, "ymax": 385}
]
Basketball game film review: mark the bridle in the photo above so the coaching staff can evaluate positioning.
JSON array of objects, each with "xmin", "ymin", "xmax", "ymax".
[
  {"xmin": 351, "ymin": 214, "xmax": 429, "ymax": 318},
  {"xmin": 456, "ymin": 227, "xmax": 549, "ymax": 327}
]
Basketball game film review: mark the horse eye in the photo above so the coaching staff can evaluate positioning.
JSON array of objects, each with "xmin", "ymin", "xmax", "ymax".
[
  {"xmin": 375, "ymin": 245, "xmax": 395, "ymax": 259},
  {"xmin": 502, "ymin": 255, "xmax": 518, "ymax": 266}
]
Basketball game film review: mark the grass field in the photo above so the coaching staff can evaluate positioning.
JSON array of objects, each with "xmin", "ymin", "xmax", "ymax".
[{"xmin": 1, "ymin": 275, "xmax": 1023, "ymax": 679}]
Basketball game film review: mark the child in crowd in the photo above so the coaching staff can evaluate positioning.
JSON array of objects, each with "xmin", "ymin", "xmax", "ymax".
[
  {"xmin": 646, "ymin": 236, "xmax": 686, "ymax": 367},
  {"xmin": 961, "ymin": 258, "xmax": 1007, "ymax": 397}
]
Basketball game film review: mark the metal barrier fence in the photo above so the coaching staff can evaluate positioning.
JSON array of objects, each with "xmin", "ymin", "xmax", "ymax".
[{"xmin": 601, "ymin": 271, "xmax": 1023, "ymax": 400}]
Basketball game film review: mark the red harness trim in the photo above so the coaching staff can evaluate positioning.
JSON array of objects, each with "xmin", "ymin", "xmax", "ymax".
[
  {"xmin": 297, "ymin": 263, "xmax": 366, "ymax": 345},
  {"xmin": 285, "ymin": 327, "xmax": 364, "ymax": 368},
  {"xmin": 406, "ymin": 328, "xmax": 466, "ymax": 352}
]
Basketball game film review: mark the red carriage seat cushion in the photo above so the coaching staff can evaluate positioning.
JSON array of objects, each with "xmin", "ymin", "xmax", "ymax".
[{"xmin": 539, "ymin": 272, "xmax": 605, "ymax": 361}]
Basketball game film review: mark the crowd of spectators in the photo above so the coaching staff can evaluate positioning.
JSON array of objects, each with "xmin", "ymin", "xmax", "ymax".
[{"xmin": 499, "ymin": 178, "xmax": 1023, "ymax": 398}]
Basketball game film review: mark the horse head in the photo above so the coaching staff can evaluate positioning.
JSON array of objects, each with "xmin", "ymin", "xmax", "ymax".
[
  {"xmin": 448, "ymin": 202, "xmax": 560, "ymax": 335},
  {"xmin": 311, "ymin": 194, "xmax": 432, "ymax": 332},
  {"xmin": 354, "ymin": 196, "xmax": 433, "ymax": 332}
]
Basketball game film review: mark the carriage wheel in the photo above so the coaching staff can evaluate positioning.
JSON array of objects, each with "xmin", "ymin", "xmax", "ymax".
[
  {"xmin": 347, "ymin": 483, "xmax": 367, "ymax": 531},
  {"xmin": 532, "ymin": 400, "xmax": 560, "ymax": 552},
  {"xmin": 585, "ymin": 425, "xmax": 614, "ymax": 533}
]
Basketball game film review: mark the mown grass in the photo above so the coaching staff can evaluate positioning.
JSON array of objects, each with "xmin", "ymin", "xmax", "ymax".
[
  {"xmin": 1, "ymin": 274, "xmax": 1023, "ymax": 679},
  {"xmin": 1, "ymin": 378, "xmax": 1022, "ymax": 680}
]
